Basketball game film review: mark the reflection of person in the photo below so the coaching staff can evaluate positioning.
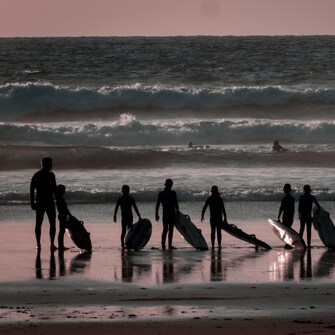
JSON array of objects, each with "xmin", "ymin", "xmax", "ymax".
[
  {"xmin": 121, "ymin": 249, "xmax": 134, "ymax": 282},
  {"xmin": 55, "ymin": 184, "xmax": 71, "ymax": 251},
  {"xmin": 201, "ymin": 185, "xmax": 227, "ymax": 249},
  {"xmin": 155, "ymin": 178, "xmax": 179, "ymax": 250},
  {"xmin": 277, "ymin": 183, "xmax": 295, "ymax": 228},
  {"xmin": 30, "ymin": 156, "xmax": 57, "ymax": 251},
  {"xmin": 298, "ymin": 184, "xmax": 321, "ymax": 248},
  {"xmin": 114, "ymin": 185, "xmax": 141, "ymax": 249},
  {"xmin": 35, "ymin": 250, "xmax": 56, "ymax": 279},
  {"xmin": 272, "ymin": 140, "xmax": 288, "ymax": 152}
]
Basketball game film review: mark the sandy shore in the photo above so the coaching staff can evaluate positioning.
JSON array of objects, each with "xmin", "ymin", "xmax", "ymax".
[
  {"xmin": 1, "ymin": 280, "xmax": 335, "ymax": 334},
  {"xmin": 1, "ymin": 206, "xmax": 335, "ymax": 334}
]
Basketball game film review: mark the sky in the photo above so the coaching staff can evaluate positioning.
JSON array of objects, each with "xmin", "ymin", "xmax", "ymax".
[{"xmin": 0, "ymin": 0, "xmax": 335, "ymax": 37}]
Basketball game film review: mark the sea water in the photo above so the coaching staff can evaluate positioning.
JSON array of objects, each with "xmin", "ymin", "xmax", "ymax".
[
  {"xmin": 1, "ymin": 36, "xmax": 335, "ymax": 284},
  {"xmin": 0, "ymin": 36, "xmax": 335, "ymax": 208},
  {"xmin": 0, "ymin": 36, "xmax": 335, "ymax": 228}
]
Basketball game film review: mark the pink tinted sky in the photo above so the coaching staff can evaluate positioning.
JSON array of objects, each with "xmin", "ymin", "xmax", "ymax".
[{"xmin": 1, "ymin": 0, "xmax": 335, "ymax": 37}]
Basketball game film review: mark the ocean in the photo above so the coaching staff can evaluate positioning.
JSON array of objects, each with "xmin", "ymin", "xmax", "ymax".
[
  {"xmin": 1, "ymin": 36, "xmax": 335, "ymax": 208},
  {"xmin": 0, "ymin": 36, "xmax": 335, "ymax": 285}
]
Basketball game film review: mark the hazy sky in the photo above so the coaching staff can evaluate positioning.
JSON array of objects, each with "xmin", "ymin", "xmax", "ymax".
[{"xmin": 1, "ymin": 0, "xmax": 335, "ymax": 37}]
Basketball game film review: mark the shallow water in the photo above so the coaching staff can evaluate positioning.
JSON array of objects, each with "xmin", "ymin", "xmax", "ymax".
[{"xmin": 1, "ymin": 203, "xmax": 335, "ymax": 285}]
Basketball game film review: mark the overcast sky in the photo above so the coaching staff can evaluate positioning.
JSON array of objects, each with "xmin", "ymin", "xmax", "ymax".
[{"xmin": 1, "ymin": 0, "xmax": 335, "ymax": 37}]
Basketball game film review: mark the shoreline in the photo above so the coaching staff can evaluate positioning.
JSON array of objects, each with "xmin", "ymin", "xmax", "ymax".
[
  {"xmin": 1, "ymin": 206, "xmax": 335, "ymax": 334},
  {"xmin": 1, "ymin": 281, "xmax": 335, "ymax": 334}
]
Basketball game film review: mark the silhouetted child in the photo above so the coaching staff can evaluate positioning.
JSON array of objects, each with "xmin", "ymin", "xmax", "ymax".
[
  {"xmin": 201, "ymin": 185, "xmax": 228, "ymax": 249},
  {"xmin": 114, "ymin": 185, "xmax": 141, "ymax": 248},
  {"xmin": 55, "ymin": 184, "xmax": 71, "ymax": 251},
  {"xmin": 277, "ymin": 183, "xmax": 295, "ymax": 228},
  {"xmin": 155, "ymin": 178, "xmax": 179, "ymax": 250},
  {"xmin": 298, "ymin": 184, "xmax": 321, "ymax": 248}
]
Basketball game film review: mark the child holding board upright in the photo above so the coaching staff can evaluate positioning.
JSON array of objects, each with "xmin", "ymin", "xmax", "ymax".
[{"xmin": 114, "ymin": 185, "xmax": 141, "ymax": 249}]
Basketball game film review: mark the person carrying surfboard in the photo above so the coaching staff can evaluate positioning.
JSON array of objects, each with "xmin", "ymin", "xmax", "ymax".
[
  {"xmin": 114, "ymin": 185, "xmax": 141, "ymax": 249},
  {"xmin": 155, "ymin": 178, "xmax": 179, "ymax": 250},
  {"xmin": 298, "ymin": 184, "xmax": 321, "ymax": 248},
  {"xmin": 30, "ymin": 156, "xmax": 57, "ymax": 251},
  {"xmin": 277, "ymin": 183, "xmax": 295, "ymax": 249},
  {"xmin": 201, "ymin": 185, "xmax": 228, "ymax": 249}
]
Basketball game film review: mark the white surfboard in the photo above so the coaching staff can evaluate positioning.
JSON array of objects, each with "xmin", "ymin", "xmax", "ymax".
[{"xmin": 268, "ymin": 219, "xmax": 306, "ymax": 250}]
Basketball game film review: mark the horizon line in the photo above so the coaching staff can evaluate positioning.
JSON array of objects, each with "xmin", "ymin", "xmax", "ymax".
[{"xmin": 1, "ymin": 33, "xmax": 335, "ymax": 39}]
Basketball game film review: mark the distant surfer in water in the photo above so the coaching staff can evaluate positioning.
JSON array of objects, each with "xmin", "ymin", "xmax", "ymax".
[
  {"xmin": 155, "ymin": 178, "xmax": 179, "ymax": 250},
  {"xmin": 114, "ymin": 185, "xmax": 141, "ymax": 249},
  {"xmin": 30, "ymin": 156, "xmax": 57, "ymax": 251},
  {"xmin": 272, "ymin": 140, "xmax": 288, "ymax": 152},
  {"xmin": 201, "ymin": 185, "xmax": 228, "ymax": 250},
  {"xmin": 298, "ymin": 184, "xmax": 321, "ymax": 248},
  {"xmin": 187, "ymin": 141, "xmax": 210, "ymax": 149}
]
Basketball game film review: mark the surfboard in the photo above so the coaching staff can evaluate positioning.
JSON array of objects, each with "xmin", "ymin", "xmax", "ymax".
[
  {"xmin": 125, "ymin": 218, "xmax": 152, "ymax": 251},
  {"xmin": 312, "ymin": 207, "xmax": 335, "ymax": 249},
  {"xmin": 66, "ymin": 215, "xmax": 92, "ymax": 252},
  {"xmin": 175, "ymin": 211, "xmax": 209, "ymax": 250},
  {"xmin": 268, "ymin": 219, "xmax": 306, "ymax": 250},
  {"xmin": 221, "ymin": 222, "xmax": 271, "ymax": 250}
]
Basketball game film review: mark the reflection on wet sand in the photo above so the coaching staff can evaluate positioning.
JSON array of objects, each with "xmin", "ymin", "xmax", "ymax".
[
  {"xmin": 35, "ymin": 247, "xmax": 335, "ymax": 284},
  {"xmin": 314, "ymin": 250, "xmax": 335, "ymax": 278},
  {"xmin": 35, "ymin": 250, "xmax": 57, "ymax": 280},
  {"xmin": 69, "ymin": 251, "xmax": 92, "ymax": 274},
  {"xmin": 35, "ymin": 250, "xmax": 92, "ymax": 279},
  {"xmin": 162, "ymin": 250, "xmax": 175, "ymax": 284},
  {"xmin": 270, "ymin": 248, "xmax": 334, "ymax": 282},
  {"xmin": 210, "ymin": 249, "xmax": 223, "ymax": 281},
  {"xmin": 299, "ymin": 249, "xmax": 312, "ymax": 279}
]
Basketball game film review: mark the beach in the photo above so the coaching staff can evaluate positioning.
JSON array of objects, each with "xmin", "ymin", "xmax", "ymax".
[
  {"xmin": 1, "ymin": 203, "xmax": 335, "ymax": 334},
  {"xmin": 1, "ymin": 35, "xmax": 335, "ymax": 334},
  {"xmin": 1, "ymin": 280, "xmax": 335, "ymax": 335}
]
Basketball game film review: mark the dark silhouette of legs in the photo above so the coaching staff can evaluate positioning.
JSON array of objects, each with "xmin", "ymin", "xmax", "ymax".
[
  {"xmin": 35, "ymin": 205, "xmax": 56, "ymax": 250},
  {"xmin": 162, "ymin": 218, "xmax": 175, "ymax": 249},
  {"xmin": 306, "ymin": 219, "xmax": 312, "ymax": 247},
  {"xmin": 35, "ymin": 208, "xmax": 44, "ymax": 249}
]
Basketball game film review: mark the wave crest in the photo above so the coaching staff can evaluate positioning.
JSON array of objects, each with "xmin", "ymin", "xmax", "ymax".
[{"xmin": 1, "ymin": 82, "xmax": 335, "ymax": 121}]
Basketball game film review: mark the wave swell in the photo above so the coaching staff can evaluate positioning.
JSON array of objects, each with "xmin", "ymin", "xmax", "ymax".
[
  {"xmin": 1, "ymin": 83, "xmax": 335, "ymax": 121},
  {"xmin": 1, "ymin": 145, "xmax": 335, "ymax": 170}
]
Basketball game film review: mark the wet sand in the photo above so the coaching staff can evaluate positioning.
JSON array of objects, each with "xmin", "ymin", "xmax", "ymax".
[
  {"xmin": 1, "ymin": 279, "xmax": 335, "ymax": 334},
  {"xmin": 1, "ymin": 205, "xmax": 335, "ymax": 334}
]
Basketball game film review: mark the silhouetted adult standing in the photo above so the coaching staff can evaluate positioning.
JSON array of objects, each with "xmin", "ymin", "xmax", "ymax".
[
  {"xmin": 30, "ymin": 156, "xmax": 57, "ymax": 251},
  {"xmin": 298, "ymin": 184, "xmax": 321, "ymax": 248},
  {"xmin": 155, "ymin": 179, "xmax": 179, "ymax": 250},
  {"xmin": 278, "ymin": 183, "xmax": 295, "ymax": 228}
]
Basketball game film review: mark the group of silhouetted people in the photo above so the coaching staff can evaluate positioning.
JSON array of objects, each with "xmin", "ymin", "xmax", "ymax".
[
  {"xmin": 30, "ymin": 157, "xmax": 71, "ymax": 251},
  {"xmin": 30, "ymin": 156, "xmax": 320, "ymax": 252},
  {"xmin": 277, "ymin": 183, "xmax": 321, "ymax": 248},
  {"xmin": 30, "ymin": 156, "xmax": 229, "ymax": 251}
]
